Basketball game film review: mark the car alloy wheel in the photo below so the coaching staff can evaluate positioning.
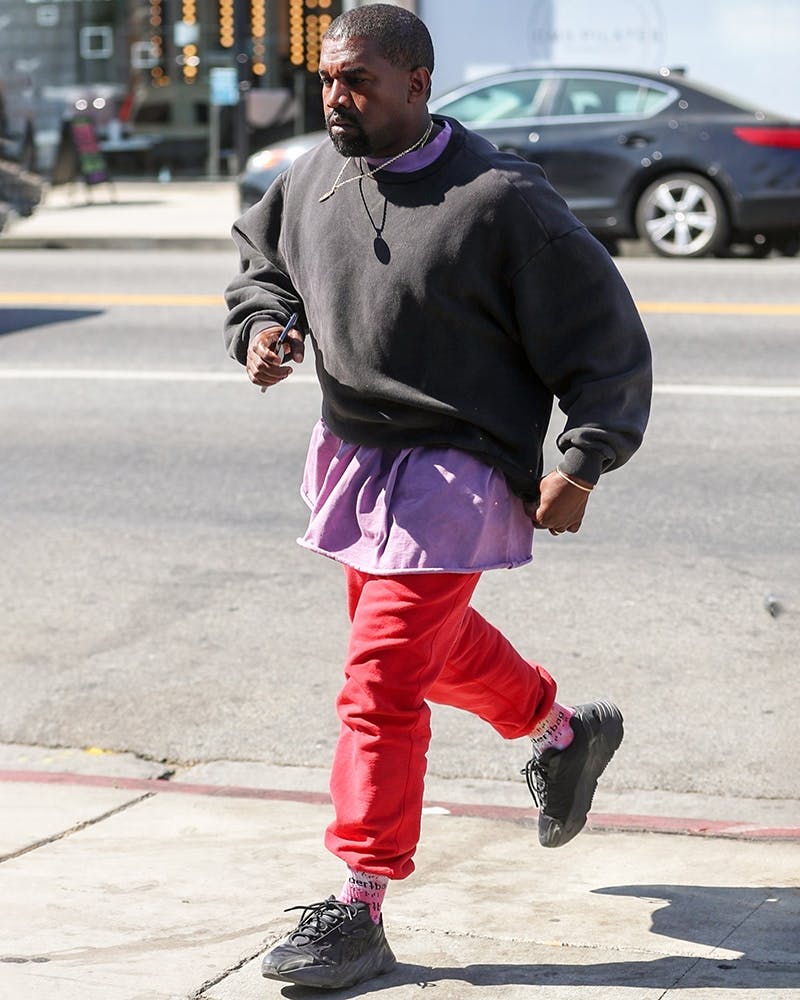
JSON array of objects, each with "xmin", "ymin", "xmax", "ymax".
[{"xmin": 635, "ymin": 172, "xmax": 728, "ymax": 258}]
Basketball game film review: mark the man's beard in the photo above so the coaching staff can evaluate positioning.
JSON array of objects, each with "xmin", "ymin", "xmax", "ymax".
[{"xmin": 326, "ymin": 115, "xmax": 371, "ymax": 157}]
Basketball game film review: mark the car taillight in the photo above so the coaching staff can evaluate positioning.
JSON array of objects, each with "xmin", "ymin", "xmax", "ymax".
[{"xmin": 733, "ymin": 127, "xmax": 800, "ymax": 149}]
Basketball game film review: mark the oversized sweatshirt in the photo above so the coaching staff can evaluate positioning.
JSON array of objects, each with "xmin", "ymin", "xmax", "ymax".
[{"xmin": 224, "ymin": 116, "xmax": 652, "ymax": 501}]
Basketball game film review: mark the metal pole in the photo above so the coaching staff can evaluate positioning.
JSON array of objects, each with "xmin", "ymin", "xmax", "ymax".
[
  {"xmin": 208, "ymin": 102, "xmax": 220, "ymax": 179},
  {"xmin": 293, "ymin": 68, "xmax": 307, "ymax": 136},
  {"xmin": 233, "ymin": 0, "xmax": 251, "ymax": 173}
]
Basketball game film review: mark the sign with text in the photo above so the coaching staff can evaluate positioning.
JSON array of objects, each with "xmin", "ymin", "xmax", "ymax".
[
  {"xmin": 210, "ymin": 67, "xmax": 239, "ymax": 107},
  {"xmin": 51, "ymin": 116, "xmax": 110, "ymax": 186}
]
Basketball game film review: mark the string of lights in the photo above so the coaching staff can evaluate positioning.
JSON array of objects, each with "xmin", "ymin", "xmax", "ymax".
[
  {"xmin": 181, "ymin": 0, "xmax": 199, "ymax": 82},
  {"xmin": 252, "ymin": 1, "xmax": 267, "ymax": 77},
  {"xmin": 218, "ymin": 0, "xmax": 235, "ymax": 48},
  {"xmin": 290, "ymin": 0, "xmax": 333, "ymax": 73},
  {"xmin": 140, "ymin": 2, "xmax": 342, "ymax": 88},
  {"xmin": 148, "ymin": 0, "xmax": 167, "ymax": 86}
]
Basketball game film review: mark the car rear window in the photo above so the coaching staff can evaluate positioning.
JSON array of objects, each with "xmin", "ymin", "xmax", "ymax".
[{"xmin": 552, "ymin": 77, "xmax": 674, "ymax": 117}]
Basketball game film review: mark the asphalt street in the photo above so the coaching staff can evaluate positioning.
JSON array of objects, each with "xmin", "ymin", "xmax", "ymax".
[{"xmin": 1, "ymin": 250, "xmax": 798, "ymax": 822}]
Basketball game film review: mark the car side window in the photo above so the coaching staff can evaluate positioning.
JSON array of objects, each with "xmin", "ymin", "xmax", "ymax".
[
  {"xmin": 552, "ymin": 77, "xmax": 671, "ymax": 117},
  {"xmin": 434, "ymin": 77, "xmax": 546, "ymax": 124},
  {"xmin": 637, "ymin": 86, "xmax": 673, "ymax": 113}
]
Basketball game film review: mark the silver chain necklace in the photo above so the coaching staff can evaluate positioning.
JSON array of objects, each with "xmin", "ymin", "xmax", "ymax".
[{"xmin": 319, "ymin": 119, "xmax": 433, "ymax": 203}]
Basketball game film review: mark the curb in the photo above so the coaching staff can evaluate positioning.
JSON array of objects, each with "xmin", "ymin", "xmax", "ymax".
[
  {"xmin": 0, "ymin": 236, "xmax": 650, "ymax": 254},
  {"xmin": 3, "ymin": 769, "xmax": 798, "ymax": 842}
]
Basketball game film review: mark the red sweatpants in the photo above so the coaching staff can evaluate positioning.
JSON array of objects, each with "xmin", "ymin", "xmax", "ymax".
[{"xmin": 324, "ymin": 567, "xmax": 557, "ymax": 879}]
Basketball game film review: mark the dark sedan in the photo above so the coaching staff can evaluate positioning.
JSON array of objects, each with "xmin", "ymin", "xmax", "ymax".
[{"xmin": 239, "ymin": 66, "xmax": 800, "ymax": 259}]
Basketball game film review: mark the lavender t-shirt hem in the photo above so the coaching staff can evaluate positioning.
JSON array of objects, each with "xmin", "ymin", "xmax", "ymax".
[{"xmin": 296, "ymin": 421, "xmax": 534, "ymax": 576}]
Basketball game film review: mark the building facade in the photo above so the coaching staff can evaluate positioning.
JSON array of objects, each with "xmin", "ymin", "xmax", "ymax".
[{"xmin": 0, "ymin": 0, "xmax": 344, "ymax": 171}]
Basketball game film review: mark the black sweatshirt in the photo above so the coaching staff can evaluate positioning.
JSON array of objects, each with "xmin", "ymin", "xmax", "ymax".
[{"xmin": 224, "ymin": 117, "xmax": 652, "ymax": 501}]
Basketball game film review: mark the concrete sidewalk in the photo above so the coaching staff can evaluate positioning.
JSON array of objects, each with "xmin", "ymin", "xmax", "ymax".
[
  {"xmin": 0, "ymin": 179, "xmax": 240, "ymax": 250},
  {"xmin": 0, "ymin": 178, "xmax": 651, "ymax": 257},
  {"xmin": 1, "ymin": 744, "xmax": 798, "ymax": 1000}
]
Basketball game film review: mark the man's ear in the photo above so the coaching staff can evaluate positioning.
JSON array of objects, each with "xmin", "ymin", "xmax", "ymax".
[{"xmin": 408, "ymin": 66, "xmax": 431, "ymax": 103}]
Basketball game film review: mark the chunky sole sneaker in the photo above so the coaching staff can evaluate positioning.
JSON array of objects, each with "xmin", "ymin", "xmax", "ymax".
[
  {"xmin": 261, "ymin": 896, "xmax": 397, "ymax": 990},
  {"xmin": 523, "ymin": 700, "xmax": 624, "ymax": 848}
]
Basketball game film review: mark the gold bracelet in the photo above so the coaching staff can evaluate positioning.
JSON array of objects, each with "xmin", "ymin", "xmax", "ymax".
[{"xmin": 556, "ymin": 467, "xmax": 594, "ymax": 492}]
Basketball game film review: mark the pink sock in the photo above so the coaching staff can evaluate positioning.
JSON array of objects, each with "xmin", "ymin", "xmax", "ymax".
[
  {"xmin": 338, "ymin": 867, "xmax": 389, "ymax": 924},
  {"xmin": 529, "ymin": 701, "xmax": 575, "ymax": 754}
]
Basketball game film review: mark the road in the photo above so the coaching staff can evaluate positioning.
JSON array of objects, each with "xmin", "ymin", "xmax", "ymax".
[{"xmin": 1, "ymin": 249, "xmax": 798, "ymax": 820}]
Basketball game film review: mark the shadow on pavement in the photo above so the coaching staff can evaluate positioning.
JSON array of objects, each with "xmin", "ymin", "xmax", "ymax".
[
  {"xmin": 280, "ymin": 954, "xmax": 799, "ymax": 996},
  {"xmin": 0, "ymin": 307, "xmax": 103, "ymax": 335},
  {"xmin": 594, "ymin": 883, "xmax": 799, "ymax": 949},
  {"xmin": 45, "ymin": 200, "xmax": 165, "ymax": 212},
  {"xmin": 279, "ymin": 884, "xmax": 800, "ymax": 996}
]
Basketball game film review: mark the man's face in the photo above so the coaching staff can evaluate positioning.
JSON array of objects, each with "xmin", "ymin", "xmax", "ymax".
[{"xmin": 319, "ymin": 35, "xmax": 416, "ymax": 158}]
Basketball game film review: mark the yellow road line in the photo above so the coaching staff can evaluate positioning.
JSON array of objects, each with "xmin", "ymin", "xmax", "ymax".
[
  {"xmin": 636, "ymin": 301, "xmax": 800, "ymax": 316},
  {"xmin": 0, "ymin": 291, "xmax": 223, "ymax": 307},
  {"xmin": 0, "ymin": 292, "xmax": 798, "ymax": 316}
]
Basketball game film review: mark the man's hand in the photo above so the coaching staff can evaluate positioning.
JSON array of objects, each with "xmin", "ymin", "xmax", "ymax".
[
  {"xmin": 246, "ymin": 324, "xmax": 305, "ymax": 390},
  {"xmin": 525, "ymin": 469, "xmax": 593, "ymax": 535}
]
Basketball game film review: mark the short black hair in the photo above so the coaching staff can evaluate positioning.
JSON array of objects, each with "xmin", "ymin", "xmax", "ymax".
[{"xmin": 324, "ymin": 3, "xmax": 435, "ymax": 78}]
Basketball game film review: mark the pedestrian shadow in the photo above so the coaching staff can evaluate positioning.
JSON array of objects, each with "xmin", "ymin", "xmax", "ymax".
[
  {"xmin": 0, "ymin": 307, "xmax": 103, "ymax": 336},
  {"xmin": 594, "ymin": 883, "xmax": 798, "ymax": 956},
  {"xmin": 277, "ymin": 884, "xmax": 800, "ymax": 996}
]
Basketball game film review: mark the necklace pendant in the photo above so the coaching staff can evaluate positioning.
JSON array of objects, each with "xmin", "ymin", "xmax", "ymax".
[
  {"xmin": 319, "ymin": 188, "xmax": 336, "ymax": 203},
  {"xmin": 373, "ymin": 235, "xmax": 391, "ymax": 265}
]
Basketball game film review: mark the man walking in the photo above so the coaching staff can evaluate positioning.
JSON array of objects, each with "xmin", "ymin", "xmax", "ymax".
[{"xmin": 224, "ymin": 3, "xmax": 651, "ymax": 990}]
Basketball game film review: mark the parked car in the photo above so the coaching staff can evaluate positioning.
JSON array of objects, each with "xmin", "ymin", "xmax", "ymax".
[
  {"xmin": 0, "ymin": 158, "xmax": 43, "ymax": 235},
  {"xmin": 239, "ymin": 129, "xmax": 326, "ymax": 211},
  {"xmin": 239, "ymin": 66, "xmax": 800, "ymax": 259}
]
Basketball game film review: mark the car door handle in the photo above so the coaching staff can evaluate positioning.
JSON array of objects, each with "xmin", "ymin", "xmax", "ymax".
[{"xmin": 618, "ymin": 133, "xmax": 654, "ymax": 147}]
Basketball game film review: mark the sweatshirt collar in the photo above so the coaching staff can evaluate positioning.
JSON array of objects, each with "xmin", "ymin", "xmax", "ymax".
[{"xmin": 363, "ymin": 119, "xmax": 452, "ymax": 174}]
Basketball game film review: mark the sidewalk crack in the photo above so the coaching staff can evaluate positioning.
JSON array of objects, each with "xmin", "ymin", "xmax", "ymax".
[
  {"xmin": 188, "ymin": 943, "xmax": 266, "ymax": 999},
  {"xmin": 0, "ymin": 791, "xmax": 155, "ymax": 864},
  {"xmin": 652, "ymin": 892, "xmax": 779, "ymax": 999}
]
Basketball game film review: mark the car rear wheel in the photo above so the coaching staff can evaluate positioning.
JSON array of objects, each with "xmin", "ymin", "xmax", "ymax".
[{"xmin": 635, "ymin": 173, "xmax": 728, "ymax": 258}]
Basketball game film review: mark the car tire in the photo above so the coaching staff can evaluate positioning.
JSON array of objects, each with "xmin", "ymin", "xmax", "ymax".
[{"xmin": 635, "ymin": 173, "xmax": 729, "ymax": 259}]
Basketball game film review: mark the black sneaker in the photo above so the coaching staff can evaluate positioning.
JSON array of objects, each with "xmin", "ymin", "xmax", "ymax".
[
  {"xmin": 523, "ymin": 700, "xmax": 624, "ymax": 848},
  {"xmin": 261, "ymin": 896, "xmax": 397, "ymax": 990}
]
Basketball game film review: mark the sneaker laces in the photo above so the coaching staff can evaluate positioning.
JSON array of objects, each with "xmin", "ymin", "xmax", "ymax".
[
  {"xmin": 283, "ymin": 898, "xmax": 360, "ymax": 946},
  {"xmin": 522, "ymin": 754, "xmax": 548, "ymax": 809}
]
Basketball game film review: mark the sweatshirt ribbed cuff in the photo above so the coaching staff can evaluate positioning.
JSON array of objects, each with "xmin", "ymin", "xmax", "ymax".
[
  {"xmin": 248, "ymin": 319, "xmax": 281, "ymax": 342},
  {"xmin": 248, "ymin": 316, "xmax": 305, "ymax": 344},
  {"xmin": 558, "ymin": 447, "xmax": 604, "ymax": 487}
]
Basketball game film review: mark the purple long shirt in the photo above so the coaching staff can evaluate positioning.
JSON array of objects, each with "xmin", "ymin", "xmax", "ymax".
[{"xmin": 297, "ymin": 121, "xmax": 534, "ymax": 574}]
